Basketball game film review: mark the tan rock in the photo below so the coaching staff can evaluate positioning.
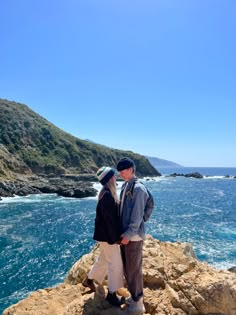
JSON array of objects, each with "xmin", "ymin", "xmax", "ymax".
[{"xmin": 3, "ymin": 236, "xmax": 236, "ymax": 315}]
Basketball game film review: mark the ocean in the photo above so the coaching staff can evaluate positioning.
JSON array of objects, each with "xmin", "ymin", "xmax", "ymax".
[{"xmin": 0, "ymin": 167, "xmax": 236, "ymax": 313}]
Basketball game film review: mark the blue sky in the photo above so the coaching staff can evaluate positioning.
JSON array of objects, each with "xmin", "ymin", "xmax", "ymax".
[{"xmin": 1, "ymin": 0, "xmax": 235, "ymax": 167}]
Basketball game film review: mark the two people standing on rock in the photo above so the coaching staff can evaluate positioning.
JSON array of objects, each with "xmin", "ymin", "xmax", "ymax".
[{"xmin": 83, "ymin": 157, "xmax": 149, "ymax": 313}]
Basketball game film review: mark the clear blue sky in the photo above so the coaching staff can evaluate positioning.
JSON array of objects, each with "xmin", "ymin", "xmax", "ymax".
[{"xmin": 1, "ymin": 0, "xmax": 235, "ymax": 167}]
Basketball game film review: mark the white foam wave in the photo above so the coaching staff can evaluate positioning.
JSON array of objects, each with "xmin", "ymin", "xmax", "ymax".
[
  {"xmin": 92, "ymin": 182, "xmax": 102, "ymax": 191},
  {"xmin": 0, "ymin": 224, "xmax": 13, "ymax": 234},
  {"xmin": 203, "ymin": 176, "xmax": 225, "ymax": 179},
  {"xmin": 134, "ymin": 176, "xmax": 174, "ymax": 189},
  {"xmin": 85, "ymin": 196, "xmax": 98, "ymax": 200},
  {"xmin": 7, "ymin": 287, "xmax": 31, "ymax": 301},
  {"xmin": 142, "ymin": 176, "xmax": 166, "ymax": 182},
  {"xmin": 217, "ymin": 227, "xmax": 236, "ymax": 236},
  {"xmin": 203, "ymin": 175, "xmax": 236, "ymax": 179},
  {"xmin": 0, "ymin": 194, "xmax": 58, "ymax": 203},
  {"xmin": 190, "ymin": 203, "xmax": 223, "ymax": 214},
  {"xmin": 209, "ymin": 208, "xmax": 223, "ymax": 214},
  {"xmin": 93, "ymin": 180, "xmax": 124, "ymax": 196},
  {"xmin": 211, "ymin": 261, "xmax": 236, "ymax": 271},
  {"xmin": 191, "ymin": 204, "xmax": 212, "ymax": 211},
  {"xmin": 215, "ymin": 190, "xmax": 225, "ymax": 197},
  {"xmin": 179, "ymin": 212, "xmax": 200, "ymax": 218},
  {"xmin": 8, "ymin": 234, "xmax": 36, "ymax": 250}
]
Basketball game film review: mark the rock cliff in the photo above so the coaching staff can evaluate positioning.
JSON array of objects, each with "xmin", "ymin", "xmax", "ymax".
[{"xmin": 3, "ymin": 236, "xmax": 236, "ymax": 315}]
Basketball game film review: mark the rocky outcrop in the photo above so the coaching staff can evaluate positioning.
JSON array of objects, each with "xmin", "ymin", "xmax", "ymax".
[
  {"xmin": 169, "ymin": 172, "xmax": 204, "ymax": 179},
  {"xmin": 0, "ymin": 175, "xmax": 97, "ymax": 199},
  {"xmin": 3, "ymin": 236, "xmax": 236, "ymax": 315},
  {"xmin": 0, "ymin": 179, "xmax": 41, "ymax": 197},
  {"xmin": 228, "ymin": 266, "xmax": 236, "ymax": 274}
]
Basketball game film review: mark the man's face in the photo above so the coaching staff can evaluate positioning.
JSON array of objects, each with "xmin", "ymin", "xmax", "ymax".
[{"xmin": 118, "ymin": 167, "xmax": 134, "ymax": 181}]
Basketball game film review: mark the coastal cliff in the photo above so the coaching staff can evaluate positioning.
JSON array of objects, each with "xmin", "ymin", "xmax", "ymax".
[
  {"xmin": 3, "ymin": 236, "xmax": 236, "ymax": 315},
  {"xmin": 0, "ymin": 98, "xmax": 160, "ymax": 198},
  {"xmin": 0, "ymin": 99, "xmax": 160, "ymax": 179}
]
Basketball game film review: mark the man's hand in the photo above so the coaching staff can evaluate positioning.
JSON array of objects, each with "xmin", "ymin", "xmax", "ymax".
[{"xmin": 121, "ymin": 235, "xmax": 130, "ymax": 245}]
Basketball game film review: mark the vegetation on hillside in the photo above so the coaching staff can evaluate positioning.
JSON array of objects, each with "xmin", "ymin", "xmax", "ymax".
[{"xmin": 0, "ymin": 99, "xmax": 160, "ymax": 178}]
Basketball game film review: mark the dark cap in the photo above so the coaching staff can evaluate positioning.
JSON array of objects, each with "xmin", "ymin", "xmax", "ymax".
[{"xmin": 116, "ymin": 157, "xmax": 135, "ymax": 171}]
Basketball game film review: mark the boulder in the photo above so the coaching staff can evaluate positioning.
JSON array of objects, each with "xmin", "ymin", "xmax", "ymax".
[
  {"xmin": 228, "ymin": 266, "xmax": 236, "ymax": 274},
  {"xmin": 184, "ymin": 172, "xmax": 203, "ymax": 179}
]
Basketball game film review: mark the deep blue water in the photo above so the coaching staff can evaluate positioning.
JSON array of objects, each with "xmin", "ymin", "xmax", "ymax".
[{"xmin": 0, "ymin": 167, "xmax": 236, "ymax": 314}]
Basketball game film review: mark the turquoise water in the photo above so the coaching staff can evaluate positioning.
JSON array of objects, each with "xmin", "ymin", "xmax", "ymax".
[{"xmin": 0, "ymin": 167, "xmax": 236, "ymax": 313}]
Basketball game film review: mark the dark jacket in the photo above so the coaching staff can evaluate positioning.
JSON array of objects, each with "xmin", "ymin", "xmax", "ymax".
[{"xmin": 93, "ymin": 188, "xmax": 121, "ymax": 245}]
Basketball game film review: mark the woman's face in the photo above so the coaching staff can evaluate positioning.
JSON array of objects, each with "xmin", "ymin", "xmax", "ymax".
[{"xmin": 110, "ymin": 174, "xmax": 117, "ymax": 184}]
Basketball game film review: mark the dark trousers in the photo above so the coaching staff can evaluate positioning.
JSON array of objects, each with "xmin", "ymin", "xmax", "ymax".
[{"xmin": 120, "ymin": 240, "xmax": 143, "ymax": 301}]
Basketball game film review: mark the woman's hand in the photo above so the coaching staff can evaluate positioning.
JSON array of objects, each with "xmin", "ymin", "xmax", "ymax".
[{"xmin": 120, "ymin": 235, "xmax": 130, "ymax": 245}]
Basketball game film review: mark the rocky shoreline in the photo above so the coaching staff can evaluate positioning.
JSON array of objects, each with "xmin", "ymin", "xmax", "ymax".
[
  {"xmin": 3, "ymin": 235, "xmax": 236, "ymax": 315},
  {"xmin": 168, "ymin": 172, "xmax": 236, "ymax": 179},
  {"xmin": 0, "ymin": 174, "xmax": 98, "ymax": 200},
  {"xmin": 1, "ymin": 172, "xmax": 236, "ymax": 201}
]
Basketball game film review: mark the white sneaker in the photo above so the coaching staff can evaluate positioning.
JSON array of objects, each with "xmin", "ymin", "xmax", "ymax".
[{"xmin": 127, "ymin": 297, "xmax": 145, "ymax": 313}]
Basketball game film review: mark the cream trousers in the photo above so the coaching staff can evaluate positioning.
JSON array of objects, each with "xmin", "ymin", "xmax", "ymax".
[{"xmin": 88, "ymin": 242, "xmax": 124, "ymax": 292}]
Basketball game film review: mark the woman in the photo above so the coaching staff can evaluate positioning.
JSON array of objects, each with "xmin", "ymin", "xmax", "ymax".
[{"xmin": 82, "ymin": 166, "xmax": 124, "ymax": 307}]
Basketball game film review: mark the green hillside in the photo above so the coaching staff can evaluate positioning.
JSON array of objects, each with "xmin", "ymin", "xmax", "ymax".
[{"xmin": 0, "ymin": 99, "xmax": 160, "ymax": 178}]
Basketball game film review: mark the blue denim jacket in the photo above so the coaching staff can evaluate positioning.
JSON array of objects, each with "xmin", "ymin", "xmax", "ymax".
[{"xmin": 120, "ymin": 177, "xmax": 149, "ymax": 240}]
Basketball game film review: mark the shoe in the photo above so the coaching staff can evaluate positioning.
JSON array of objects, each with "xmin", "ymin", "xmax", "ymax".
[
  {"xmin": 106, "ymin": 291, "xmax": 125, "ymax": 307},
  {"xmin": 127, "ymin": 297, "xmax": 145, "ymax": 313},
  {"xmin": 125, "ymin": 295, "xmax": 134, "ymax": 305},
  {"xmin": 82, "ymin": 276, "xmax": 96, "ymax": 292}
]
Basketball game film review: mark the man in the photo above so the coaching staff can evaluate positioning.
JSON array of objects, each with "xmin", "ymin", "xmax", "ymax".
[{"xmin": 116, "ymin": 157, "xmax": 149, "ymax": 313}]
